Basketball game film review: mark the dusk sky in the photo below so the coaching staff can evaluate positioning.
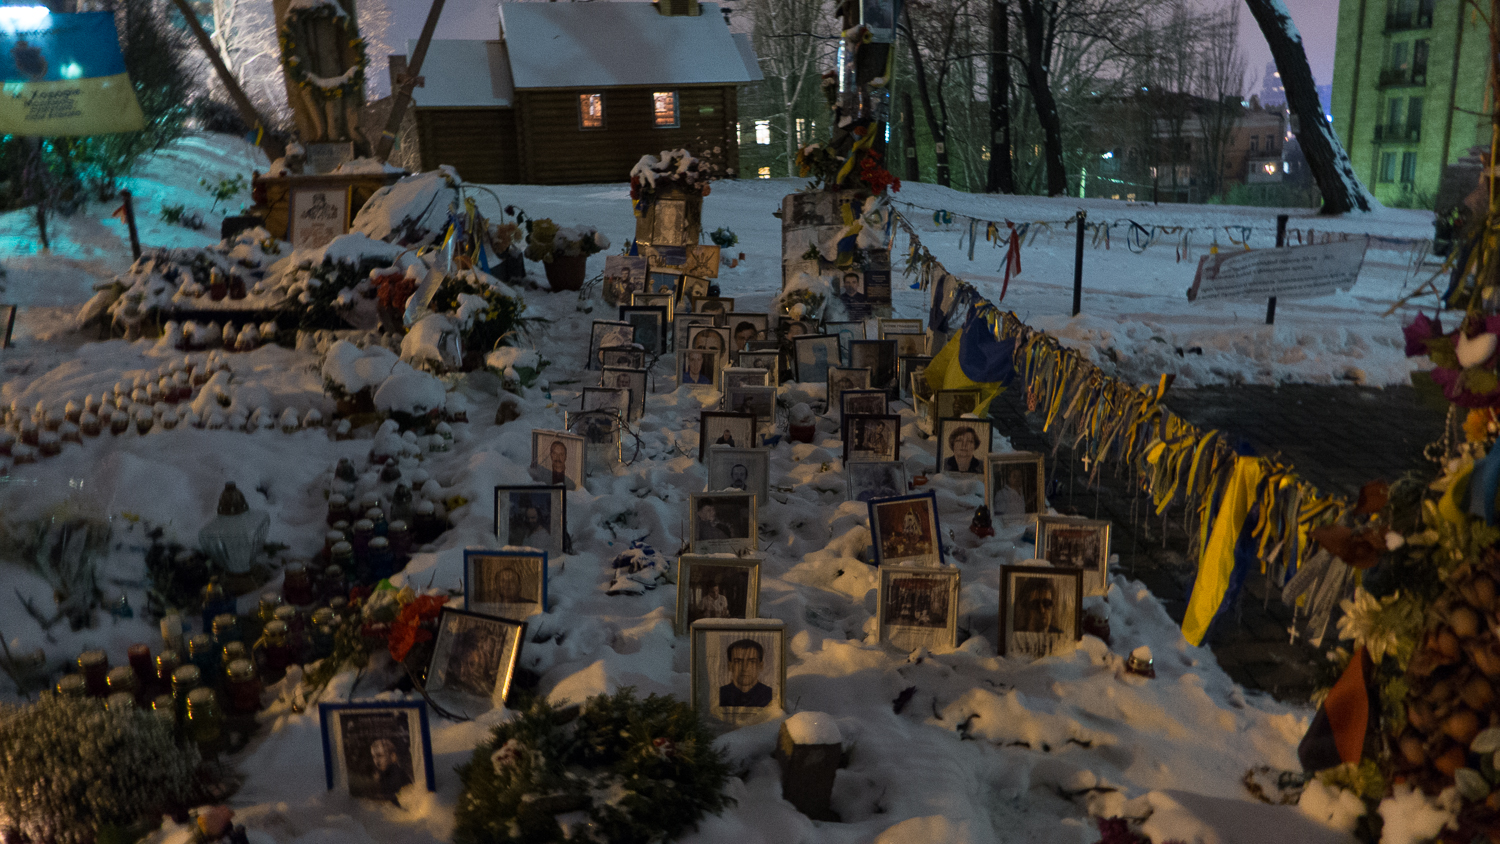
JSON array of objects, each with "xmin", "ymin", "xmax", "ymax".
[{"xmin": 390, "ymin": 0, "xmax": 1344, "ymax": 100}]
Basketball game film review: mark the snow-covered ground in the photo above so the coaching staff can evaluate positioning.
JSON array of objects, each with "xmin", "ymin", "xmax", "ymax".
[{"xmin": 0, "ymin": 133, "xmax": 1425, "ymax": 843}]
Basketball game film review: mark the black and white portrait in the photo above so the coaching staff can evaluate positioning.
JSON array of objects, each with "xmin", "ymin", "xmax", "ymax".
[
  {"xmin": 465, "ymin": 550, "xmax": 547, "ymax": 619},
  {"xmin": 619, "ymin": 306, "xmax": 667, "ymax": 355},
  {"xmin": 567, "ymin": 410, "xmax": 620, "ymax": 475},
  {"xmin": 529, "ymin": 430, "xmax": 585, "ymax": 491},
  {"xmin": 493, "ymin": 486, "xmax": 565, "ymax": 555},
  {"xmin": 676, "ymin": 556, "xmax": 761, "ymax": 633},
  {"xmin": 878, "ymin": 566, "xmax": 960, "ymax": 652},
  {"xmin": 793, "ymin": 334, "xmax": 841, "ymax": 383},
  {"xmin": 675, "ymin": 314, "xmax": 718, "ymax": 356},
  {"xmin": 736, "ymin": 351, "xmax": 781, "ymax": 385},
  {"xmin": 936, "ymin": 389, "xmax": 980, "ymax": 419},
  {"xmin": 598, "ymin": 346, "xmax": 647, "ymax": 370},
  {"xmin": 1001, "ymin": 566, "xmax": 1082, "ymax": 659},
  {"xmin": 588, "ymin": 321, "xmax": 635, "ymax": 371},
  {"xmin": 581, "ymin": 387, "xmax": 631, "ymax": 422},
  {"xmin": 846, "ymin": 460, "xmax": 907, "ymax": 502},
  {"xmin": 320, "ymin": 703, "xmax": 433, "ymax": 804},
  {"xmin": 827, "ymin": 367, "xmax": 871, "ymax": 413},
  {"xmin": 691, "ymin": 296, "xmax": 735, "ymax": 318},
  {"xmin": 840, "ymin": 388, "xmax": 888, "ymax": 418},
  {"xmin": 706, "ymin": 446, "xmax": 770, "ymax": 504},
  {"xmin": 692, "ymin": 620, "xmax": 785, "ymax": 730},
  {"xmin": 987, "ymin": 453, "xmax": 1045, "ymax": 523},
  {"xmin": 844, "ymin": 413, "xmax": 900, "ymax": 463},
  {"xmin": 600, "ymin": 367, "xmax": 648, "ymax": 422},
  {"xmin": 726, "ymin": 314, "xmax": 768, "ymax": 351},
  {"xmin": 1037, "ymin": 517, "xmax": 1111, "ymax": 597},
  {"xmin": 725, "ymin": 385, "xmax": 776, "ymax": 429},
  {"xmin": 698, "ymin": 411, "xmax": 756, "ymax": 460},
  {"xmin": 849, "ymin": 339, "xmax": 897, "ymax": 391},
  {"xmin": 689, "ymin": 491, "xmax": 757, "ymax": 555}
]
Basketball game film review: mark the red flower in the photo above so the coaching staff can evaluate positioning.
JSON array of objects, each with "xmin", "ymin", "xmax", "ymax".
[
  {"xmin": 374, "ymin": 271, "xmax": 417, "ymax": 313},
  {"xmin": 858, "ymin": 151, "xmax": 901, "ymax": 195},
  {"xmin": 388, "ymin": 594, "xmax": 447, "ymax": 662}
]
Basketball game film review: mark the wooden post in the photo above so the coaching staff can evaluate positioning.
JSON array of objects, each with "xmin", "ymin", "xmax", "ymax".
[
  {"xmin": 1072, "ymin": 210, "xmax": 1085, "ymax": 316},
  {"xmin": 773, "ymin": 717, "xmax": 842, "ymax": 822},
  {"xmin": 120, "ymin": 190, "xmax": 141, "ymax": 260},
  {"xmin": 1268, "ymin": 213, "xmax": 1287, "ymax": 325},
  {"xmin": 167, "ymin": 0, "xmax": 285, "ymax": 161},
  {"xmin": 373, "ymin": 0, "xmax": 447, "ymax": 162},
  {"xmin": 2, "ymin": 304, "xmax": 16, "ymax": 349}
]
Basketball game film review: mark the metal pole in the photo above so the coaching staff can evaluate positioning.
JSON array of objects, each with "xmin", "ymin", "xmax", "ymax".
[
  {"xmin": 121, "ymin": 190, "xmax": 141, "ymax": 261},
  {"xmin": 1072, "ymin": 210, "xmax": 1085, "ymax": 316},
  {"xmin": 1268, "ymin": 213, "xmax": 1287, "ymax": 325}
]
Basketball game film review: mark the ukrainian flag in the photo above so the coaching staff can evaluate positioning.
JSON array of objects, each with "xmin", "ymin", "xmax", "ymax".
[
  {"xmin": 0, "ymin": 10, "xmax": 144, "ymax": 136},
  {"xmin": 924, "ymin": 304, "xmax": 1016, "ymax": 416}
]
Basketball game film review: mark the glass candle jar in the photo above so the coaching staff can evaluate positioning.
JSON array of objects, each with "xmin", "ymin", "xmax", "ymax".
[
  {"xmin": 212, "ymin": 613, "xmax": 241, "ymax": 644},
  {"xmin": 171, "ymin": 664, "xmax": 202, "ymax": 723},
  {"xmin": 387, "ymin": 521, "xmax": 412, "ymax": 562},
  {"xmin": 350, "ymin": 519, "xmax": 375, "ymax": 559},
  {"xmin": 186, "ymin": 633, "xmax": 220, "ymax": 680},
  {"xmin": 106, "ymin": 666, "xmax": 138, "ymax": 699},
  {"xmin": 78, "ymin": 649, "xmax": 109, "ymax": 697},
  {"xmin": 282, "ymin": 562, "xmax": 315, "ymax": 606},
  {"xmin": 56, "ymin": 673, "xmax": 87, "ymax": 697},
  {"xmin": 201, "ymin": 582, "xmax": 234, "ymax": 633},
  {"xmin": 127, "ymin": 643, "xmax": 154, "ymax": 689},
  {"xmin": 155, "ymin": 649, "xmax": 182, "ymax": 687},
  {"xmin": 224, "ymin": 658, "xmax": 261, "ymax": 715},
  {"xmin": 364, "ymin": 507, "xmax": 387, "ymax": 536},
  {"xmin": 151, "ymin": 695, "xmax": 175, "ymax": 728},
  {"xmin": 256, "ymin": 592, "xmax": 283, "ymax": 624},
  {"xmin": 222, "ymin": 640, "xmax": 248, "ymax": 668},
  {"xmin": 259, "ymin": 619, "xmax": 292, "ymax": 673},
  {"xmin": 185, "ymin": 687, "xmax": 223, "ymax": 747},
  {"xmin": 322, "ymin": 562, "xmax": 347, "ymax": 601},
  {"xmin": 327, "ymin": 493, "xmax": 352, "ymax": 526},
  {"xmin": 309, "ymin": 607, "xmax": 337, "ymax": 660},
  {"xmin": 106, "ymin": 692, "xmax": 136, "ymax": 713},
  {"xmin": 368, "ymin": 536, "xmax": 393, "ymax": 580}
]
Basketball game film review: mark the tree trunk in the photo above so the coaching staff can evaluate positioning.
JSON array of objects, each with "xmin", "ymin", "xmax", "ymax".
[
  {"xmin": 1016, "ymin": 0, "xmax": 1067, "ymax": 196},
  {"xmin": 902, "ymin": 91, "xmax": 921, "ymax": 181},
  {"xmin": 987, "ymin": 0, "xmax": 1015, "ymax": 193},
  {"xmin": 1242, "ymin": 0, "xmax": 1373, "ymax": 213},
  {"xmin": 903, "ymin": 5, "xmax": 950, "ymax": 186}
]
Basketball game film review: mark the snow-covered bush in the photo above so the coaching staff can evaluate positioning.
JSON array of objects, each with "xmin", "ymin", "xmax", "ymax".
[
  {"xmin": 522, "ymin": 218, "xmax": 610, "ymax": 263},
  {"xmin": 454, "ymin": 690, "xmax": 731, "ymax": 844},
  {"xmin": 427, "ymin": 270, "xmax": 527, "ymax": 360},
  {"xmin": 0, "ymin": 695, "xmax": 201, "ymax": 844}
]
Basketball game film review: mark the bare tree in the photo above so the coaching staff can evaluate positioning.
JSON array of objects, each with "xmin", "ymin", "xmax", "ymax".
[
  {"xmin": 743, "ymin": 0, "xmax": 836, "ymax": 176},
  {"xmin": 207, "ymin": 0, "xmax": 287, "ymax": 124},
  {"xmin": 1243, "ymin": 0, "xmax": 1373, "ymax": 213},
  {"xmin": 1193, "ymin": 4, "xmax": 1246, "ymax": 200}
]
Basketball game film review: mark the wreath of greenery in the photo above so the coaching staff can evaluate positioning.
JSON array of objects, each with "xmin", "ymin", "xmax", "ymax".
[
  {"xmin": 454, "ymin": 690, "xmax": 732, "ymax": 844},
  {"xmin": 278, "ymin": 3, "xmax": 368, "ymax": 103},
  {"xmin": 428, "ymin": 272, "xmax": 527, "ymax": 357}
]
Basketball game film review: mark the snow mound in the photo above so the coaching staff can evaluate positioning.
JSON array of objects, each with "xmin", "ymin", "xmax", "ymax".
[
  {"xmin": 351, "ymin": 167, "xmax": 461, "ymax": 246},
  {"xmin": 373, "ymin": 367, "xmax": 446, "ymax": 416},
  {"xmin": 322, "ymin": 340, "xmax": 400, "ymax": 395},
  {"xmin": 782, "ymin": 711, "xmax": 842, "ymax": 745}
]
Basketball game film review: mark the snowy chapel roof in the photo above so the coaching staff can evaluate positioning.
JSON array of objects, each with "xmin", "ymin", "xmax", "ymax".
[
  {"xmin": 498, "ymin": 2, "xmax": 762, "ymax": 90},
  {"xmin": 408, "ymin": 40, "xmax": 515, "ymax": 108}
]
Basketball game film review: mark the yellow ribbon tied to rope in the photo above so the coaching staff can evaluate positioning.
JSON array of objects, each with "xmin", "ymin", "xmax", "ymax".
[{"xmin": 1182, "ymin": 454, "xmax": 1265, "ymax": 647}]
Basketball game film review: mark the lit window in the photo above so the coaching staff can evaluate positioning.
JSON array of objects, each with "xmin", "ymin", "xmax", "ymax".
[
  {"xmin": 795, "ymin": 118, "xmax": 806, "ymax": 143},
  {"xmin": 579, "ymin": 93, "xmax": 604, "ymax": 129},
  {"xmin": 755, "ymin": 119, "xmax": 771, "ymax": 145},
  {"xmin": 758, "ymin": 166, "xmax": 771, "ymax": 179},
  {"xmin": 652, "ymin": 91, "xmax": 678, "ymax": 128}
]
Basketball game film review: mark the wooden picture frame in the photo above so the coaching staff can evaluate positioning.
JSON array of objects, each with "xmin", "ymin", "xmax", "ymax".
[
  {"xmin": 289, "ymin": 185, "xmax": 351, "ymax": 250},
  {"xmin": 465, "ymin": 549, "xmax": 548, "ymax": 620}
]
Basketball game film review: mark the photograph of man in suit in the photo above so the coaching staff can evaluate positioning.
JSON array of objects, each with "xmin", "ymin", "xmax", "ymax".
[{"xmin": 718, "ymin": 638, "xmax": 772, "ymax": 707}]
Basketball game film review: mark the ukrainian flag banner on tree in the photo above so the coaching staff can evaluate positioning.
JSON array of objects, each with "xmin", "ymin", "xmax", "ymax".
[{"xmin": 0, "ymin": 9, "xmax": 144, "ymax": 136}]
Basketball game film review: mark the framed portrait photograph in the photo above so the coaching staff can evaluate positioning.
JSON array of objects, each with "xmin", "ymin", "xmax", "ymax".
[
  {"xmin": 736, "ymin": 350, "xmax": 781, "ymax": 385},
  {"xmin": 566, "ymin": 410, "xmax": 621, "ymax": 475},
  {"xmin": 1036, "ymin": 516, "xmax": 1112, "ymax": 597},
  {"xmin": 869, "ymin": 492, "xmax": 943, "ymax": 567},
  {"xmin": 680, "ymin": 275, "xmax": 711, "ymax": 303},
  {"xmin": 675, "ymin": 555, "xmax": 762, "ymax": 634},
  {"xmin": 849, "ymin": 339, "xmax": 898, "ymax": 391},
  {"xmin": 689, "ymin": 491, "xmax": 758, "ymax": 556},
  {"xmin": 603, "ymin": 254, "xmax": 649, "ymax": 305},
  {"xmin": 706, "ymin": 446, "xmax": 770, "ymax": 505},
  {"xmin": 846, "ymin": 460, "xmax": 908, "ymax": 502},
  {"xmin": 632, "ymin": 291, "xmax": 675, "ymax": 325},
  {"xmin": 465, "ymin": 549, "xmax": 547, "ymax": 619},
  {"xmin": 600, "ymin": 366, "xmax": 648, "ymax": 423},
  {"xmin": 986, "ymin": 452, "xmax": 1046, "ymax": 525},
  {"xmin": 827, "ymin": 366, "xmax": 871, "ymax": 412},
  {"xmin": 581, "ymin": 386, "xmax": 631, "ymax": 422},
  {"xmin": 640, "ymin": 242, "xmax": 688, "ymax": 269},
  {"xmin": 915, "ymin": 394, "xmax": 934, "ymax": 435},
  {"xmin": 878, "ymin": 565, "xmax": 960, "ymax": 652},
  {"xmin": 721, "ymin": 366, "xmax": 771, "ymax": 394},
  {"xmin": 936, "ymin": 417, "xmax": 993, "ymax": 475},
  {"xmin": 825, "ymin": 320, "xmax": 866, "ymax": 363},
  {"xmin": 289, "ymin": 186, "xmax": 351, "ymax": 250},
  {"xmin": 779, "ymin": 318, "xmax": 820, "ymax": 342},
  {"xmin": 843, "ymin": 413, "xmax": 900, "ymax": 463},
  {"xmin": 691, "ymin": 618, "xmax": 786, "ymax": 731},
  {"xmin": 319, "ymin": 701, "xmax": 434, "ymax": 804},
  {"xmin": 619, "ymin": 305, "xmax": 668, "ymax": 355},
  {"xmin": 999, "ymin": 565, "xmax": 1083, "ymax": 658},
  {"xmin": 793, "ymin": 334, "xmax": 841, "ymax": 383},
  {"xmin": 878, "ymin": 318, "xmax": 924, "ymax": 338},
  {"xmin": 529, "ymin": 429, "xmax": 585, "ymax": 491},
  {"xmin": 588, "ymin": 320, "xmax": 635, "ymax": 371},
  {"xmin": 698, "ymin": 410, "xmax": 756, "ymax": 460},
  {"xmin": 599, "ymin": 345, "xmax": 647, "ymax": 370},
  {"xmin": 680, "ymin": 347, "xmax": 720, "ymax": 388},
  {"xmin": 691, "ymin": 296, "xmax": 735, "ymax": 318},
  {"xmin": 891, "ymin": 332, "xmax": 927, "ymax": 358},
  {"xmin": 493, "ymin": 485, "xmax": 565, "ymax": 555},
  {"xmin": 899, "ymin": 355, "xmax": 933, "ymax": 401},
  {"xmin": 686, "ymin": 324, "xmax": 731, "ymax": 363},
  {"xmin": 725, "ymin": 384, "xmax": 776, "ymax": 430},
  {"xmin": 725, "ymin": 314, "xmax": 768, "ymax": 350},
  {"xmin": 647, "ymin": 270, "xmax": 682, "ymax": 297},
  {"xmin": 935, "ymin": 389, "xmax": 981, "ymax": 419},
  {"xmin": 424, "ymin": 608, "xmax": 526, "ymax": 714},
  {"xmin": 840, "ymin": 388, "xmax": 888, "ymax": 418},
  {"xmin": 674, "ymin": 313, "xmax": 718, "ymax": 355}
]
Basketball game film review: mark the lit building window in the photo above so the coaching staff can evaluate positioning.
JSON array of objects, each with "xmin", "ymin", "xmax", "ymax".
[
  {"xmin": 652, "ymin": 91, "xmax": 678, "ymax": 128},
  {"xmin": 755, "ymin": 120, "xmax": 771, "ymax": 145},
  {"xmin": 579, "ymin": 93, "xmax": 604, "ymax": 129},
  {"xmin": 758, "ymin": 166, "xmax": 771, "ymax": 179},
  {"xmin": 795, "ymin": 118, "xmax": 806, "ymax": 143}
]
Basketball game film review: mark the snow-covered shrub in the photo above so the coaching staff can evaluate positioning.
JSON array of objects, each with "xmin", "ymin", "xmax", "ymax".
[
  {"xmin": 0, "ymin": 512, "xmax": 110, "ymax": 631},
  {"xmin": 428, "ymin": 270, "xmax": 527, "ymax": 360},
  {"xmin": 522, "ymin": 218, "xmax": 610, "ymax": 263},
  {"xmin": 454, "ymin": 689, "xmax": 731, "ymax": 844},
  {"xmin": 0, "ymin": 694, "xmax": 201, "ymax": 844}
]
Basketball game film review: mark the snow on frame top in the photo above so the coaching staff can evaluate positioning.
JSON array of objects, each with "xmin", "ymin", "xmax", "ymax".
[{"xmin": 497, "ymin": 2, "xmax": 761, "ymax": 90}]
